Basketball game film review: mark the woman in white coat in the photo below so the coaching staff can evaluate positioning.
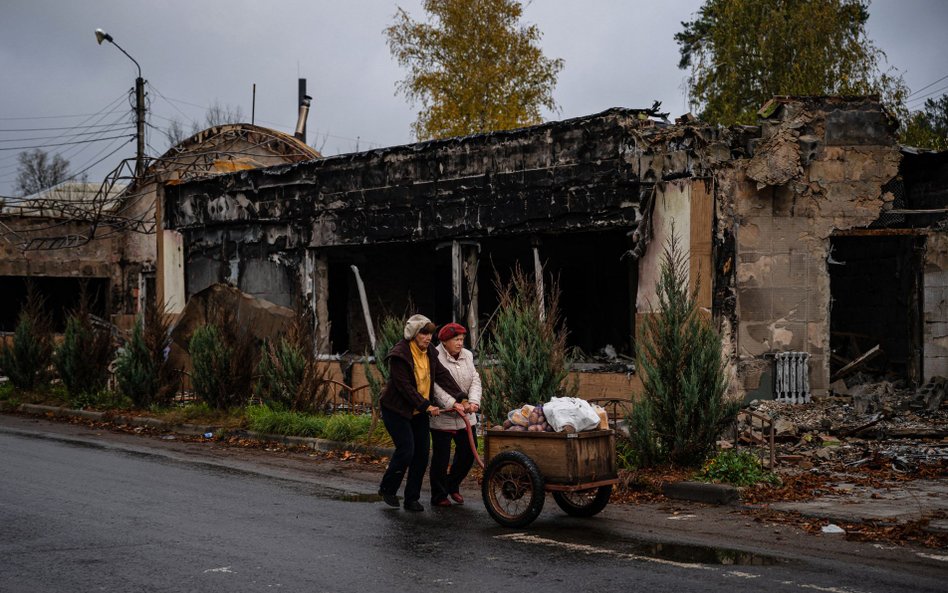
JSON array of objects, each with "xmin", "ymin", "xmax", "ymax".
[{"xmin": 429, "ymin": 322, "xmax": 481, "ymax": 506}]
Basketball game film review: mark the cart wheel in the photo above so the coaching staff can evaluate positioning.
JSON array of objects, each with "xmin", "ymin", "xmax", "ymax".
[
  {"xmin": 481, "ymin": 451, "xmax": 545, "ymax": 528},
  {"xmin": 552, "ymin": 485, "xmax": 612, "ymax": 518}
]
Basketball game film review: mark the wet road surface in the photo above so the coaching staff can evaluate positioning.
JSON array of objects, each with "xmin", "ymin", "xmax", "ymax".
[{"xmin": 1, "ymin": 418, "xmax": 944, "ymax": 593}]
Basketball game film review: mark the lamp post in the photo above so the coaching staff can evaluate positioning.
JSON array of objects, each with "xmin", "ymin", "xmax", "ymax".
[{"xmin": 95, "ymin": 28, "xmax": 145, "ymax": 179}]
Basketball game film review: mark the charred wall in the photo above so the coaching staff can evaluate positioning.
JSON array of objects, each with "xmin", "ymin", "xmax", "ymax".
[
  {"xmin": 164, "ymin": 108, "xmax": 731, "ymax": 348},
  {"xmin": 722, "ymin": 97, "xmax": 903, "ymax": 397}
]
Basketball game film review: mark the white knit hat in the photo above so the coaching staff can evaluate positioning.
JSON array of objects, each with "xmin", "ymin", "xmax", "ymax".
[{"xmin": 403, "ymin": 314, "xmax": 434, "ymax": 340}]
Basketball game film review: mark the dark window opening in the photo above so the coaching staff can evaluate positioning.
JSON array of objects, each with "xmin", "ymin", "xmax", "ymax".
[
  {"xmin": 0, "ymin": 276, "xmax": 109, "ymax": 332},
  {"xmin": 476, "ymin": 230, "xmax": 634, "ymax": 358},
  {"xmin": 830, "ymin": 235, "xmax": 924, "ymax": 383},
  {"xmin": 323, "ymin": 230, "xmax": 635, "ymax": 360},
  {"xmin": 539, "ymin": 230, "xmax": 634, "ymax": 357},
  {"xmin": 327, "ymin": 262, "xmax": 350, "ymax": 353}
]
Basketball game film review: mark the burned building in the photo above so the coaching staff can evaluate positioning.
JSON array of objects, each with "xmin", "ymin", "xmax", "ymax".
[
  {"xmin": 163, "ymin": 97, "xmax": 948, "ymax": 400},
  {"xmin": 0, "ymin": 124, "xmax": 318, "ymax": 331}
]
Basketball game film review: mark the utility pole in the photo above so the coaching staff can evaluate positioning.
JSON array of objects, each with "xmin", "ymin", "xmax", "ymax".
[
  {"xmin": 96, "ymin": 29, "xmax": 146, "ymax": 178},
  {"xmin": 134, "ymin": 75, "xmax": 145, "ymax": 178}
]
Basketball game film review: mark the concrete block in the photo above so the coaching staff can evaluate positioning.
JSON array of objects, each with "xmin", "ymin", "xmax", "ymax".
[
  {"xmin": 736, "ymin": 288, "xmax": 773, "ymax": 321},
  {"xmin": 824, "ymin": 109, "xmax": 892, "ymax": 146},
  {"xmin": 924, "ymin": 357, "xmax": 948, "ymax": 380},
  {"xmin": 788, "ymin": 250, "xmax": 809, "ymax": 282},
  {"xmin": 926, "ymin": 336, "xmax": 948, "ymax": 358},
  {"xmin": 739, "ymin": 322, "xmax": 772, "ymax": 356},
  {"xmin": 772, "ymin": 287, "xmax": 808, "ymax": 321},
  {"xmin": 924, "ymin": 270, "xmax": 948, "ymax": 288},
  {"xmin": 808, "ymin": 355, "xmax": 828, "ymax": 391},
  {"xmin": 663, "ymin": 481, "xmax": 739, "ymax": 505},
  {"xmin": 767, "ymin": 253, "xmax": 792, "ymax": 286},
  {"xmin": 737, "ymin": 217, "xmax": 772, "ymax": 252},
  {"xmin": 736, "ymin": 255, "xmax": 772, "ymax": 288},
  {"xmin": 807, "ymin": 322, "xmax": 827, "ymax": 355},
  {"xmin": 808, "ymin": 158, "xmax": 846, "ymax": 183},
  {"xmin": 771, "ymin": 321, "xmax": 806, "ymax": 351}
]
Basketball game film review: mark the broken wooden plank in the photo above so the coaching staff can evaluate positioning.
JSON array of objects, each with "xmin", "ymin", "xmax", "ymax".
[
  {"xmin": 350, "ymin": 265, "xmax": 376, "ymax": 351},
  {"xmin": 831, "ymin": 344, "xmax": 881, "ymax": 382}
]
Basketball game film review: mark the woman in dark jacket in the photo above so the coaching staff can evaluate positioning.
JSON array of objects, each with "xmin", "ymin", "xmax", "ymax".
[{"xmin": 378, "ymin": 314, "xmax": 466, "ymax": 512}]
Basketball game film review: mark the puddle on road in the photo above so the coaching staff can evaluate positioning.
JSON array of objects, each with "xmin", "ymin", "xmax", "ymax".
[
  {"xmin": 496, "ymin": 531, "xmax": 781, "ymax": 566},
  {"xmin": 623, "ymin": 539, "xmax": 778, "ymax": 565}
]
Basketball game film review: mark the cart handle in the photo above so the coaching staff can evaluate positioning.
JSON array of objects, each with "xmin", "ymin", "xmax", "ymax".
[{"xmin": 437, "ymin": 408, "xmax": 485, "ymax": 469}]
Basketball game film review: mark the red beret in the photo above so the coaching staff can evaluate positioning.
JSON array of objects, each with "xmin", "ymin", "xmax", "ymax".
[{"xmin": 438, "ymin": 322, "xmax": 467, "ymax": 342}]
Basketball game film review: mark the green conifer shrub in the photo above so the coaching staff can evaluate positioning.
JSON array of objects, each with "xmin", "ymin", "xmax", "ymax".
[
  {"xmin": 630, "ymin": 231, "xmax": 739, "ymax": 467},
  {"xmin": 0, "ymin": 282, "xmax": 53, "ymax": 390},
  {"xmin": 189, "ymin": 308, "xmax": 258, "ymax": 410},
  {"xmin": 54, "ymin": 290, "xmax": 113, "ymax": 399},
  {"xmin": 480, "ymin": 265, "xmax": 576, "ymax": 426},
  {"xmin": 115, "ymin": 301, "xmax": 177, "ymax": 408},
  {"xmin": 255, "ymin": 308, "xmax": 330, "ymax": 412}
]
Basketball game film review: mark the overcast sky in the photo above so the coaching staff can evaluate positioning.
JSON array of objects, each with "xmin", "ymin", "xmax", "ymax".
[{"xmin": 2, "ymin": 0, "xmax": 946, "ymax": 197}]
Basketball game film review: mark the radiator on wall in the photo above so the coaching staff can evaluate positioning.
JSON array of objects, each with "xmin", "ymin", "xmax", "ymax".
[{"xmin": 774, "ymin": 352, "xmax": 810, "ymax": 403}]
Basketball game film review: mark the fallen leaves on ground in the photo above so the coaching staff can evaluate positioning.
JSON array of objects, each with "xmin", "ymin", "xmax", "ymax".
[
  {"xmin": 744, "ymin": 508, "xmax": 948, "ymax": 549},
  {"xmin": 612, "ymin": 467, "xmax": 695, "ymax": 504}
]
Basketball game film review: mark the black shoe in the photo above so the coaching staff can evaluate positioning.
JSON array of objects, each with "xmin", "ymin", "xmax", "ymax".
[
  {"xmin": 404, "ymin": 500, "xmax": 424, "ymax": 512},
  {"xmin": 378, "ymin": 489, "xmax": 400, "ymax": 507}
]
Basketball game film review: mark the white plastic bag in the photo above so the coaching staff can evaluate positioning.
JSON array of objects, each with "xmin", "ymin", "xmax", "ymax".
[{"xmin": 543, "ymin": 397, "xmax": 601, "ymax": 433}]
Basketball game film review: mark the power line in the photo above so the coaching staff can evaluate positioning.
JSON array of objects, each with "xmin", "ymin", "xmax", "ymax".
[
  {"xmin": 0, "ymin": 91, "xmax": 128, "ymax": 121},
  {"xmin": 0, "ymin": 121, "xmax": 136, "ymax": 133},
  {"xmin": 0, "ymin": 108, "xmax": 126, "ymax": 121},
  {"xmin": 0, "ymin": 97, "xmax": 129, "ymax": 163},
  {"xmin": 908, "ymin": 84, "xmax": 948, "ymax": 107},
  {"xmin": 0, "ymin": 125, "xmax": 134, "ymax": 144},
  {"xmin": 0, "ymin": 134, "xmax": 135, "ymax": 152},
  {"xmin": 63, "ymin": 139, "xmax": 135, "ymax": 183},
  {"xmin": 907, "ymin": 73, "xmax": 948, "ymax": 99},
  {"xmin": 67, "ymin": 136, "xmax": 135, "ymax": 181}
]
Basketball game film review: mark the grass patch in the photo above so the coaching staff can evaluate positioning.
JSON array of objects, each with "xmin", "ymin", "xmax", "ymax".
[
  {"xmin": 697, "ymin": 449, "xmax": 781, "ymax": 487},
  {"xmin": 245, "ymin": 405, "xmax": 387, "ymax": 445},
  {"xmin": 246, "ymin": 405, "xmax": 329, "ymax": 438},
  {"xmin": 68, "ymin": 389, "xmax": 131, "ymax": 411},
  {"xmin": 151, "ymin": 402, "xmax": 244, "ymax": 429},
  {"xmin": 322, "ymin": 413, "xmax": 372, "ymax": 442}
]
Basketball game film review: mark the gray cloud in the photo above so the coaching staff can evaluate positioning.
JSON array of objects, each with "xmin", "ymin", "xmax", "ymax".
[{"xmin": 1, "ymin": 0, "xmax": 946, "ymax": 196}]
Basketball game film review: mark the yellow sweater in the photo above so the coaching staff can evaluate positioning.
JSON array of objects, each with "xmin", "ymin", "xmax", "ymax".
[{"xmin": 409, "ymin": 340, "xmax": 431, "ymax": 414}]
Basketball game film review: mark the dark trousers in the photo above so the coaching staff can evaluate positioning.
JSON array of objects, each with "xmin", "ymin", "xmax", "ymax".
[
  {"xmin": 429, "ymin": 428, "xmax": 478, "ymax": 503},
  {"xmin": 379, "ymin": 406, "xmax": 430, "ymax": 504}
]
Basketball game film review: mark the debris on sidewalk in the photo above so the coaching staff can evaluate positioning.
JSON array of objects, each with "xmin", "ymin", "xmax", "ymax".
[{"xmin": 740, "ymin": 374, "xmax": 948, "ymax": 474}]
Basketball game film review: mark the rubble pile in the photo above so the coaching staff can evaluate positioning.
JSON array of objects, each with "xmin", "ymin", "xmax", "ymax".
[{"xmin": 740, "ymin": 376, "xmax": 948, "ymax": 473}]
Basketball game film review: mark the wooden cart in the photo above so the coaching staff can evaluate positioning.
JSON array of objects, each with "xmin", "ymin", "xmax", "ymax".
[{"xmin": 480, "ymin": 428, "xmax": 618, "ymax": 528}]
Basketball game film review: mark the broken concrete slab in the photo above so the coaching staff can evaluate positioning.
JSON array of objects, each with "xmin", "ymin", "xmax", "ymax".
[
  {"xmin": 772, "ymin": 480, "xmax": 948, "ymax": 525},
  {"xmin": 170, "ymin": 283, "xmax": 295, "ymax": 350}
]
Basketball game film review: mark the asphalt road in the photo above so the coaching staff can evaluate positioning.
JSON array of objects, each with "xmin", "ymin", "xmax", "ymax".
[{"xmin": 1, "ymin": 415, "xmax": 945, "ymax": 593}]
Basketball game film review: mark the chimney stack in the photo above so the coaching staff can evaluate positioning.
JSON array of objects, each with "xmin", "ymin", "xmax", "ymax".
[{"xmin": 295, "ymin": 78, "xmax": 311, "ymax": 143}]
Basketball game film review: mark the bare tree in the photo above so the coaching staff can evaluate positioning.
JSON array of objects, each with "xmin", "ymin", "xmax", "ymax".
[
  {"xmin": 161, "ymin": 100, "xmax": 246, "ymax": 152},
  {"xmin": 163, "ymin": 118, "xmax": 191, "ymax": 149},
  {"xmin": 15, "ymin": 149, "xmax": 71, "ymax": 196},
  {"xmin": 204, "ymin": 100, "xmax": 244, "ymax": 127}
]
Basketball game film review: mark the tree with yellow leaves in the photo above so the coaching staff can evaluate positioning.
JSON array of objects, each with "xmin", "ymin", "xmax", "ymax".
[{"xmin": 386, "ymin": 0, "xmax": 563, "ymax": 141}]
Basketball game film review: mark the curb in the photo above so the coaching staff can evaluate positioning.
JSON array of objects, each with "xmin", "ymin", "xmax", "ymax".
[
  {"xmin": 244, "ymin": 430, "xmax": 396, "ymax": 458},
  {"xmin": 8, "ymin": 403, "xmax": 394, "ymax": 459},
  {"xmin": 662, "ymin": 481, "xmax": 740, "ymax": 505}
]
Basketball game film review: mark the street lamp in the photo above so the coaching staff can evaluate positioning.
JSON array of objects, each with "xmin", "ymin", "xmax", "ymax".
[{"xmin": 95, "ymin": 28, "xmax": 145, "ymax": 178}]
